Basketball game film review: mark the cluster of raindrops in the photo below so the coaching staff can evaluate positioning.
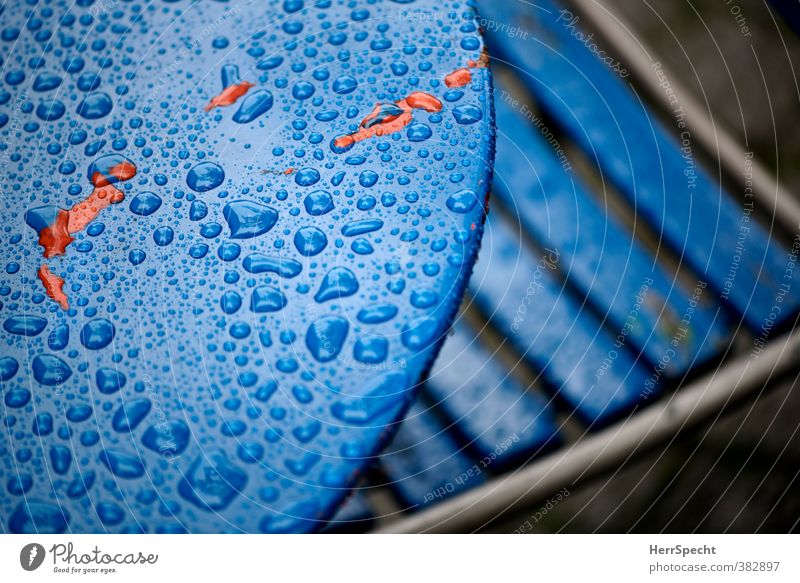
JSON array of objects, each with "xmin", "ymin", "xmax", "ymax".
[{"xmin": 0, "ymin": 0, "xmax": 491, "ymax": 533}]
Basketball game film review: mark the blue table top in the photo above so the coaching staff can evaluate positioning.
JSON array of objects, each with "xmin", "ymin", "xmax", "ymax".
[{"xmin": 0, "ymin": 0, "xmax": 493, "ymax": 533}]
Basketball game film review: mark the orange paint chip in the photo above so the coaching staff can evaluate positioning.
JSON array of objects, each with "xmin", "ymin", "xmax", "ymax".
[
  {"xmin": 37, "ymin": 265, "xmax": 69, "ymax": 310},
  {"xmin": 91, "ymin": 161, "xmax": 137, "ymax": 187},
  {"xmin": 333, "ymin": 91, "xmax": 443, "ymax": 150},
  {"xmin": 38, "ymin": 210, "xmax": 73, "ymax": 259},
  {"xmin": 445, "ymin": 68, "xmax": 472, "ymax": 88},
  {"xmin": 205, "ymin": 81, "xmax": 255, "ymax": 111},
  {"xmin": 445, "ymin": 49, "xmax": 490, "ymax": 88}
]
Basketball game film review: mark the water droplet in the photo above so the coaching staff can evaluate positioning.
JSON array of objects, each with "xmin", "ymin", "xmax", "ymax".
[
  {"xmin": 294, "ymin": 167, "xmax": 320, "ymax": 186},
  {"xmin": 96, "ymin": 502, "xmax": 125, "ymax": 526},
  {"xmin": 293, "ymin": 226, "xmax": 327, "ymax": 256},
  {"xmin": 357, "ymin": 303, "xmax": 398, "ymax": 324},
  {"xmin": 223, "ymin": 201, "xmax": 278, "ymax": 239},
  {"xmin": 341, "ymin": 218, "xmax": 383, "ymax": 237},
  {"xmin": 406, "ymin": 122, "xmax": 432, "ymax": 142},
  {"xmin": 142, "ymin": 420, "xmax": 190, "ymax": 456},
  {"xmin": 99, "ymin": 449, "xmax": 145, "ymax": 479},
  {"xmin": 178, "ymin": 452, "xmax": 247, "ymax": 511},
  {"xmin": 33, "ymin": 71, "xmax": 62, "ymax": 92},
  {"xmin": 47, "ymin": 324, "xmax": 69, "ymax": 350},
  {"xmin": 232, "ymin": 89, "xmax": 274, "ymax": 123},
  {"xmin": 242, "ymin": 254, "xmax": 302, "ymax": 278},
  {"xmin": 250, "ymin": 286, "xmax": 287, "ymax": 313},
  {"xmin": 9, "ymin": 502, "xmax": 69, "ymax": 534},
  {"xmin": 96, "ymin": 368, "xmax": 126, "ymax": 394},
  {"xmin": 306, "ymin": 316, "xmax": 348, "ymax": 362},
  {"xmin": 50, "ymin": 445, "xmax": 72, "ymax": 474},
  {"xmin": 452, "ymin": 104, "xmax": 483, "ymax": 124},
  {"xmin": 36, "ymin": 99, "xmax": 65, "ymax": 121},
  {"xmin": 0, "ymin": 356, "xmax": 19, "ymax": 381},
  {"xmin": 315, "ymin": 267, "xmax": 359, "ymax": 302},
  {"xmin": 303, "ymin": 190, "xmax": 334, "ymax": 216},
  {"xmin": 128, "ymin": 191, "xmax": 162, "ymax": 216},
  {"xmin": 220, "ymin": 290, "xmax": 243, "ymax": 314},
  {"xmin": 153, "ymin": 226, "xmax": 174, "ymax": 246},
  {"xmin": 354, "ymin": 336, "xmax": 389, "ymax": 364},
  {"xmin": 401, "ymin": 316, "xmax": 440, "ymax": 350},
  {"xmin": 112, "ymin": 398, "xmax": 152, "ymax": 432},
  {"xmin": 3, "ymin": 315, "xmax": 47, "ymax": 337},
  {"xmin": 76, "ymin": 91, "xmax": 112, "ymax": 119},
  {"xmin": 189, "ymin": 200, "xmax": 208, "ymax": 221},
  {"xmin": 446, "ymin": 188, "xmax": 479, "ymax": 213},
  {"xmin": 187, "ymin": 162, "xmax": 225, "ymax": 192},
  {"xmin": 5, "ymin": 388, "xmax": 31, "ymax": 408},
  {"xmin": 80, "ymin": 318, "xmax": 115, "ymax": 350},
  {"xmin": 31, "ymin": 354, "xmax": 72, "ymax": 386},
  {"xmin": 410, "ymin": 289, "xmax": 439, "ymax": 308}
]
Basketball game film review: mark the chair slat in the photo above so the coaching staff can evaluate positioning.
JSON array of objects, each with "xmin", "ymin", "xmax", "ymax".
[
  {"xmin": 380, "ymin": 402, "xmax": 487, "ymax": 509},
  {"xmin": 493, "ymin": 94, "xmax": 732, "ymax": 375},
  {"xmin": 470, "ymin": 210, "xmax": 657, "ymax": 425},
  {"xmin": 424, "ymin": 321, "xmax": 560, "ymax": 469}
]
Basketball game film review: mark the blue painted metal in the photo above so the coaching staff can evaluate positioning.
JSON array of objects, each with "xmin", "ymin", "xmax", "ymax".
[
  {"xmin": 424, "ymin": 321, "xmax": 560, "ymax": 468},
  {"xmin": 480, "ymin": 0, "xmax": 800, "ymax": 331},
  {"xmin": 469, "ymin": 210, "xmax": 658, "ymax": 424},
  {"xmin": 0, "ymin": 1, "xmax": 494, "ymax": 533},
  {"xmin": 493, "ymin": 92, "xmax": 732, "ymax": 376},
  {"xmin": 380, "ymin": 401, "xmax": 487, "ymax": 509}
]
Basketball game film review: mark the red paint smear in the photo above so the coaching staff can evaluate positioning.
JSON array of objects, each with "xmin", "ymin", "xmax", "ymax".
[
  {"xmin": 91, "ymin": 161, "xmax": 137, "ymax": 187},
  {"xmin": 333, "ymin": 91, "xmax": 443, "ymax": 150},
  {"xmin": 38, "ymin": 210, "xmax": 73, "ymax": 259},
  {"xmin": 37, "ymin": 265, "xmax": 69, "ymax": 310},
  {"xmin": 204, "ymin": 81, "xmax": 254, "ymax": 112},
  {"xmin": 445, "ymin": 50, "xmax": 490, "ymax": 88},
  {"xmin": 445, "ymin": 68, "xmax": 472, "ymax": 88},
  {"xmin": 37, "ymin": 184, "xmax": 126, "ymax": 258}
]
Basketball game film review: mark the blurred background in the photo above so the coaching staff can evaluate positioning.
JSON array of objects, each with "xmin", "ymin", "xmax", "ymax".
[{"xmin": 485, "ymin": 0, "xmax": 800, "ymax": 533}]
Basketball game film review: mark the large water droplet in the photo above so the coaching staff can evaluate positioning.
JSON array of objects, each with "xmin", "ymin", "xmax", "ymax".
[
  {"xmin": 242, "ymin": 254, "xmax": 302, "ymax": 278},
  {"xmin": 31, "ymin": 354, "xmax": 72, "ymax": 386},
  {"xmin": 112, "ymin": 398, "xmax": 152, "ymax": 432},
  {"xmin": 452, "ymin": 104, "xmax": 483, "ymax": 124},
  {"xmin": 96, "ymin": 368, "xmax": 126, "ymax": 394},
  {"xmin": 306, "ymin": 316, "xmax": 348, "ymax": 362},
  {"xmin": 76, "ymin": 91, "xmax": 112, "ymax": 119},
  {"xmin": 232, "ymin": 89, "xmax": 274, "ymax": 123},
  {"xmin": 446, "ymin": 188, "xmax": 479, "ymax": 213},
  {"xmin": 223, "ymin": 201, "xmax": 278, "ymax": 239},
  {"xmin": 99, "ymin": 449, "xmax": 145, "ymax": 479},
  {"xmin": 303, "ymin": 190, "xmax": 334, "ymax": 216},
  {"xmin": 250, "ymin": 286, "xmax": 287, "ymax": 313},
  {"xmin": 129, "ymin": 191, "xmax": 162, "ymax": 216},
  {"xmin": 357, "ymin": 303, "xmax": 398, "ymax": 324},
  {"xmin": 3, "ymin": 315, "xmax": 47, "ymax": 337},
  {"xmin": 293, "ymin": 226, "xmax": 327, "ymax": 256},
  {"xmin": 79, "ymin": 318, "xmax": 115, "ymax": 350},
  {"xmin": 186, "ymin": 162, "xmax": 225, "ymax": 192},
  {"xmin": 9, "ymin": 502, "xmax": 69, "ymax": 534},
  {"xmin": 341, "ymin": 218, "xmax": 383, "ymax": 237},
  {"xmin": 178, "ymin": 452, "xmax": 247, "ymax": 511},
  {"xmin": 142, "ymin": 420, "xmax": 190, "ymax": 456},
  {"xmin": 314, "ymin": 267, "xmax": 359, "ymax": 302}
]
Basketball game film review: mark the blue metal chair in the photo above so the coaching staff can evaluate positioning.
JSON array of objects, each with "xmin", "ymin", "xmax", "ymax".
[
  {"xmin": 326, "ymin": 0, "xmax": 800, "ymax": 532},
  {"xmin": 0, "ymin": 0, "xmax": 494, "ymax": 533}
]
